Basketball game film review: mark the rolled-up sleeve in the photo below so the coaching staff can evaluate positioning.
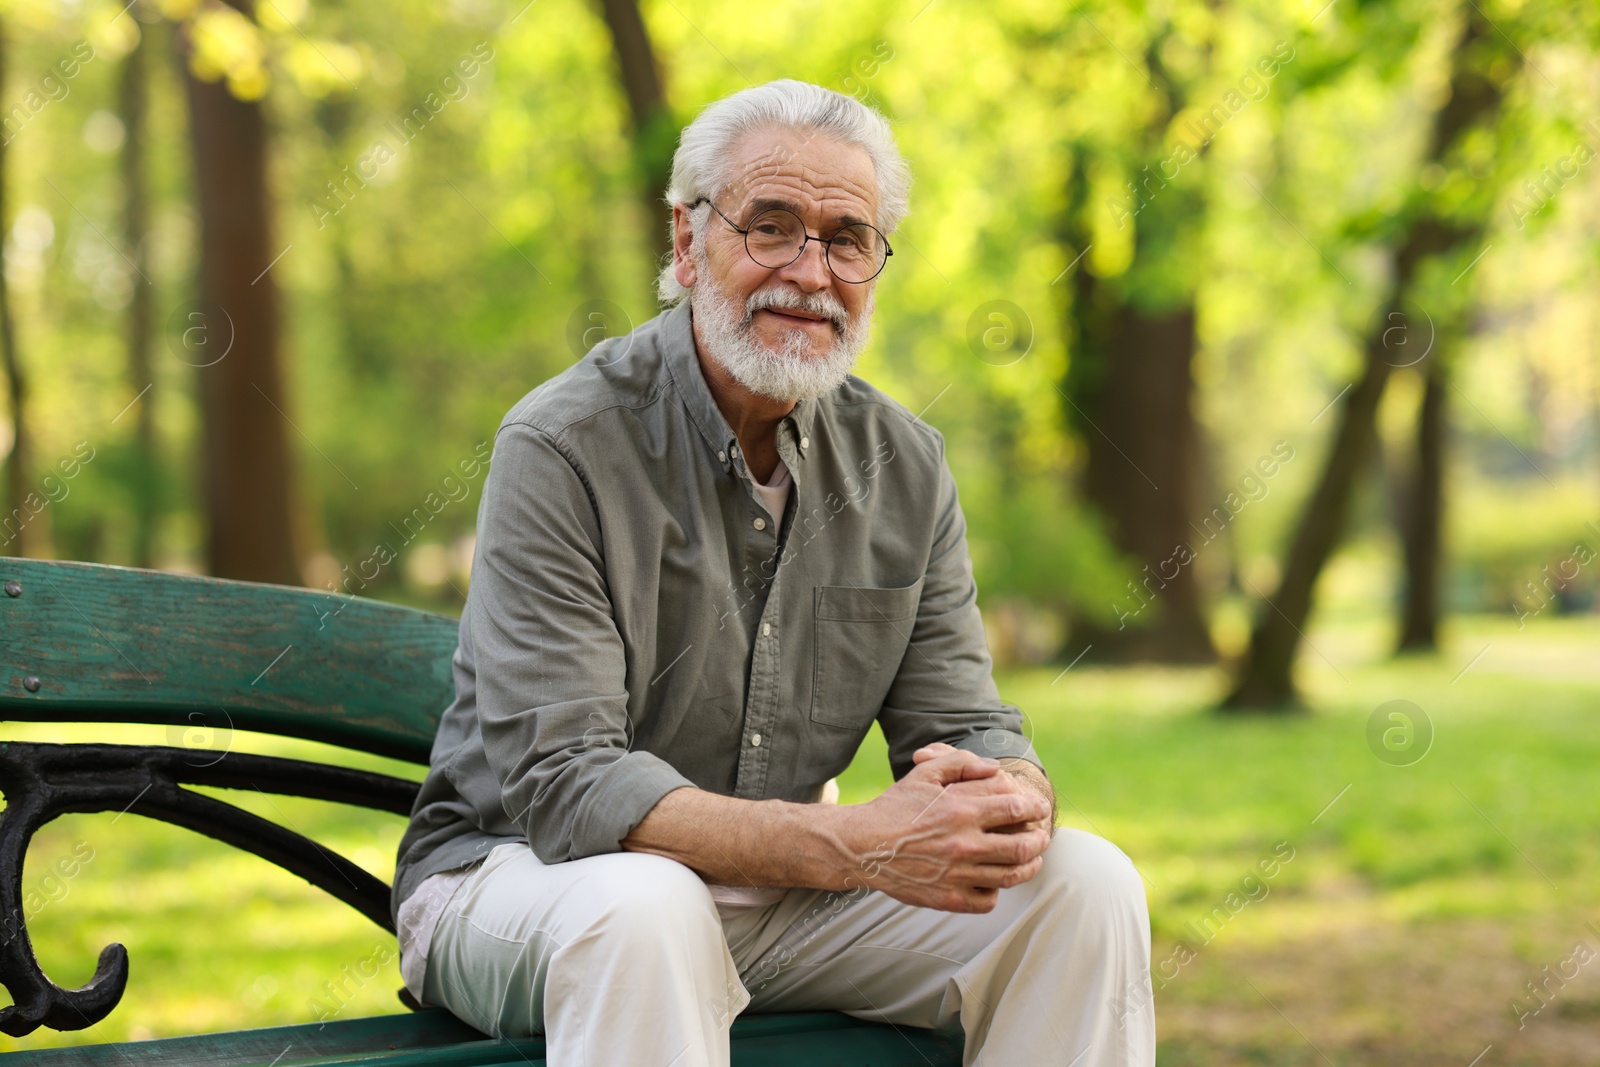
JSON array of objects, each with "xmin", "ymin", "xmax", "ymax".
[
  {"xmin": 876, "ymin": 435, "xmax": 1043, "ymax": 781},
  {"xmin": 471, "ymin": 422, "xmax": 694, "ymax": 862}
]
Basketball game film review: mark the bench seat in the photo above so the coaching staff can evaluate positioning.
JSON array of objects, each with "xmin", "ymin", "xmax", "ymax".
[{"xmin": 4, "ymin": 1009, "xmax": 962, "ymax": 1066}]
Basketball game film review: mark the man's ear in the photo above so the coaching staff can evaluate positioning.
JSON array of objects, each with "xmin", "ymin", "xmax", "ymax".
[{"xmin": 672, "ymin": 203, "xmax": 698, "ymax": 290}]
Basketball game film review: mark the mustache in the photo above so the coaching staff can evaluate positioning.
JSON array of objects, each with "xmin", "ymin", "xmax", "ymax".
[{"xmin": 744, "ymin": 287, "xmax": 849, "ymax": 333}]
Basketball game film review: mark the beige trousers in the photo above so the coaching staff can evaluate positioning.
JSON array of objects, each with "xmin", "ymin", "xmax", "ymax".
[{"xmin": 421, "ymin": 828, "xmax": 1155, "ymax": 1067}]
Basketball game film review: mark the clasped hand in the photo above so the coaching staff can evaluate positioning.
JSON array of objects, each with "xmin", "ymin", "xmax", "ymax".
[{"xmin": 838, "ymin": 743, "xmax": 1053, "ymax": 913}]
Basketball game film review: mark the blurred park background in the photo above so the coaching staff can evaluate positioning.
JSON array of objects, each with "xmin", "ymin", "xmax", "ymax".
[{"xmin": 1, "ymin": 0, "xmax": 1598, "ymax": 1061}]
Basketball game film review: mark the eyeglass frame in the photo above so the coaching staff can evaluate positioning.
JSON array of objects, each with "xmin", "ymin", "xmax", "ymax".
[{"xmin": 689, "ymin": 196, "xmax": 893, "ymax": 284}]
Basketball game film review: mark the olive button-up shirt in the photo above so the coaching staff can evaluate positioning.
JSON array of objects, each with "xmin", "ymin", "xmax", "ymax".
[{"xmin": 392, "ymin": 298, "xmax": 1040, "ymax": 913}]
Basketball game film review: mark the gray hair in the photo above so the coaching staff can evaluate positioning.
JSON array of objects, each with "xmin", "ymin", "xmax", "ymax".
[{"xmin": 656, "ymin": 79, "xmax": 912, "ymax": 306}]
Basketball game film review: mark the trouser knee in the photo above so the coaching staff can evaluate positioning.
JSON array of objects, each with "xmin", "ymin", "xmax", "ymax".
[
  {"xmin": 552, "ymin": 853, "xmax": 726, "ymax": 967},
  {"xmin": 1038, "ymin": 828, "xmax": 1146, "ymax": 908}
]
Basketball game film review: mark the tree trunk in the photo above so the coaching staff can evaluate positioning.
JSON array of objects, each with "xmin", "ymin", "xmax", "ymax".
[
  {"xmin": 1395, "ymin": 357, "xmax": 1445, "ymax": 652},
  {"xmin": 120, "ymin": 24, "xmax": 157, "ymax": 569},
  {"xmin": 1223, "ymin": 9, "xmax": 1505, "ymax": 709},
  {"xmin": 594, "ymin": 0, "xmax": 674, "ymax": 271},
  {"xmin": 1060, "ymin": 130, "xmax": 1216, "ymax": 664},
  {"xmin": 180, "ymin": 9, "xmax": 301, "ymax": 585},
  {"xmin": 1223, "ymin": 330, "xmax": 1395, "ymax": 708},
  {"xmin": 1068, "ymin": 298, "xmax": 1216, "ymax": 662},
  {"xmin": 0, "ymin": 17, "xmax": 31, "ymax": 558}
]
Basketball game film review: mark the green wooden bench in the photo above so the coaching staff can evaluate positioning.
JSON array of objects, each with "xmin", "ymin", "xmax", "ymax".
[{"xmin": 0, "ymin": 557, "xmax": 962, "ymax": 1065}]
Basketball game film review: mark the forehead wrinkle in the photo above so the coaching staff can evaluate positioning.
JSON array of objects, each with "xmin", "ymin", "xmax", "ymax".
[
  {"xmin": 729, "ymin": 161, "xmax": 878, "ymax": 229},
  {"xmin": 720, "ymin": 128, "xmax": 878, "ymax": 222}
]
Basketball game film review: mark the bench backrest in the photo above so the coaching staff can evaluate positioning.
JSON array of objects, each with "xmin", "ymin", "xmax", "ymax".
[{"xmin": 0, "ymin": 558, "xmax": 458, "ymax": 763}]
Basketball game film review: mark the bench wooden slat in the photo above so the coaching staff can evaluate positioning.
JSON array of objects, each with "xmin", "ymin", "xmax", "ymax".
[
  {"xmin": 0, "ymin": 558, "xmax": 457, "ymax": 763},
  {"xmin": 0, "ymin": 1011, "xmax": 487, "ymax": 1066},
  {"xmin": 1, "ymin": 1010, "xmax": 961, "ymax": 1066}
]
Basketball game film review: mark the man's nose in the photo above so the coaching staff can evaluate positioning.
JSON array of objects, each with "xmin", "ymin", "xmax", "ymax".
[{"xmin": 777, "ymin": 238, "xmax": 833, "ymax": 291}]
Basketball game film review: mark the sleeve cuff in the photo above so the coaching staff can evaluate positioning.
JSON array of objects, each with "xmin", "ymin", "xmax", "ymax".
[
  {"xmin": 952, "ymin": 725, "xmax": 1044, "ymax": 773},
  {"xmin": 556, "ymin": 750, "xmax": 697, "ymax": 862}
]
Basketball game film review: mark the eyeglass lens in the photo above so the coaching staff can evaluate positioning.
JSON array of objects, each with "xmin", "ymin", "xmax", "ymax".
[{"xmin": 742, "ymin": 208, "xmax": 887, "ymax": 282}]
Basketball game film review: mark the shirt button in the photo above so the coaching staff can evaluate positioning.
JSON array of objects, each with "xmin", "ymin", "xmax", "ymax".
[
  {"xmin": 800, "ymin": 435, "xmax": 810, "ymax": 449},
  {"xmin": 717, "ymin": 450, "xmax": 727, "ymax": 463},
  {"xmin": 730, "ymin": 445, "xmax": 740, "ymax": 459},
  {"xmin": 762, "ymin": 623, "xmax": 771, "ymax": 636},
  {"xmin": 753, "ymin": 517, "xmax": 767, "ymax": 531},
  {"xmin": 751, "ymin": 733, "xmax": 762, "ymax": 747}
]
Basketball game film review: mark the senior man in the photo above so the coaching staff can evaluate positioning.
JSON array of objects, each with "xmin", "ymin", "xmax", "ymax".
[{"xmin": 392, "ymin": 78, "xmax": 1154, "ymax": 1066}]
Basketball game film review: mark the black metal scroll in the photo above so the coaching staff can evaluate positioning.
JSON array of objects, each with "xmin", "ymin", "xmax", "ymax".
[{"xmin": 0, "ymin": 741, "xmax": 420, "ymax": 1037}]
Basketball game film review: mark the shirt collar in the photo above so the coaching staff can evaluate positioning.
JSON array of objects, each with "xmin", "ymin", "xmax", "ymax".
[{"xmin": 660, "ymin": 300, "xmax": 820, "ymax": 471}]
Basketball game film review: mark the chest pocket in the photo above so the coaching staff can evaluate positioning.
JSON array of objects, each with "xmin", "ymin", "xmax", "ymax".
[{"xmin": 810, "ymin": 578, "xmax": 925, "ymax": 729}]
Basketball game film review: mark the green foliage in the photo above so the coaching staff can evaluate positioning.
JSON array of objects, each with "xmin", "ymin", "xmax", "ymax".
[{"xmin": 0, "ymin": 0, "xmax": 1594, "ymax": 635}]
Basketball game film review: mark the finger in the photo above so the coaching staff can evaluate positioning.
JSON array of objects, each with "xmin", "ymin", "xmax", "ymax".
[
  {"xmin": 912, "ymin": 742, "xmax": 957, "ymax": 765},
  {"xmin": 905, "ymin": 885, "xmax": 999, "ymax": 914},
  {"xmin": 985, "ymin": 826, "xmax": 1051, "ymax": 865},
  {"xmin": 959, "ymin": 855, "xmax": 1046, "ymax": 890},
  {"xmin": 904, "ymin": 749, "xmax": 1002, "ymax": 787},
  {"xmin": 912, "ymin": 828, "xmax": 1047, "ymax": 878},
  {"xmin": 970, "ymin": 792, "xmax": 1051, "ymax": 831},
  {"xmin": 951, "ymin": 829, "xmax": 1050, "ymax": 877},
  {"xmin": 943, "ymin": 774, "xmax": 1029, "ymax": 799},
  {"xmin": 903, "ymin": 886, "xmax": 996, "ymax": 914},
  {"xmin": 947, "ymin": 886, "xmax": 1001, "ymax": 913}
]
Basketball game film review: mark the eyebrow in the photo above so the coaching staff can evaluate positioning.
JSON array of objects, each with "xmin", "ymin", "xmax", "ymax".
[{"xmin": 742, "ymin": 195, "xmax": 873, "ymax": 231}]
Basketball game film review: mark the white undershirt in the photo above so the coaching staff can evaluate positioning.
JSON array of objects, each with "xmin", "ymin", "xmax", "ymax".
[
  {"xmin": 745, "ymin": 453, "xmax": 792, "ymax": 540},
  {"xmin": 396, "ymin": 453, "xmax": 799, "ymax": 1003}
]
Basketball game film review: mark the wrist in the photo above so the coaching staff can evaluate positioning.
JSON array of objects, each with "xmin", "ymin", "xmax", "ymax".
[
  {"xmin": 804, "ymin": 798, "xmax": 883, "ymax": 892},
  {"xmin": 765, "ymin": 798, "xmax": 850, "ymax": 890},
  {"xmin": 819, "ymin": 799, "xmax": 870, "ymax": 895}
]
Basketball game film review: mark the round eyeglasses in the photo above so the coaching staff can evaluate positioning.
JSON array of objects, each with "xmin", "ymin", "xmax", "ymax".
[{"xmin": 692, "ymin": 197, "xmax": 892, "ymax": 284}]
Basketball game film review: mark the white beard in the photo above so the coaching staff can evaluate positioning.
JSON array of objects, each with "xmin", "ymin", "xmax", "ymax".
[{"xmin": 689, "ymin": 243, "xmax": 875, "ymax": 402}]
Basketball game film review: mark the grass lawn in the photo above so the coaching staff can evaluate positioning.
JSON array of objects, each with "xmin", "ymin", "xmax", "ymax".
[{"xmin": 2, "ymin": 611, "xmax": 1598, "ymax": 1064}]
